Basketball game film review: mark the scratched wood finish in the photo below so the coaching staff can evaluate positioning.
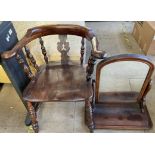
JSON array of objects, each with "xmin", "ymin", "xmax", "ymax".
[
  {"xmin": 85, "ymin": 54, "xmax": 154, "ymax": 132},
  {"xmin": 57, "ymin": 35, "xmax": 70, "ymax": 65},
  {"xmin": 39, "ymin": 37, "xmax": 48, "ymax": 64},
  {"xmin": 24, "ymin": 46, "xmax": 39, "ymax": 71},
  {"xmin": 27, "ymin": 102, "xmax": 39, "ymax": 133},
  {"xmin": 1, "ymin": 25, "xmax": 96, "ymax": 59},
  {"xmin": 1, "ymin": 24, "xmax": 107, "ymax": 133},
  {"xmin": 80, "ymin": 37, "xmax": 85, "ymax": 65},
  {"xmin": 16, "ymin": 53, "xmax": 34, "ymax": 79},
  {"xmin": 1, "ymin": 25, "xmax": 106, "ymax": 81},
  {"xmin": 93, "ymin": 103, "xmax": 152, "ymax": 130},
  {"xmin": 23, "ymin": 62, "xmax": 92, "ymax": 102}
]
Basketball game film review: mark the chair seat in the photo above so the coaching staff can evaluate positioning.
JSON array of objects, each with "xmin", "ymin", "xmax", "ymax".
[{"xmin": 23, "ymin": 62, "xmax": 92, "ymax": 102}]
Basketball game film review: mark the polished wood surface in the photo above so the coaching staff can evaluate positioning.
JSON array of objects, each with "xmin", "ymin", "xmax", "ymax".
[
  {"xmin": 24, "ymin": 46, "xmax": 39, "ymax": 71},
  {"xmin": 80, "ymin": 38, "xmax": 85, "ymax": 65},
  {"xmin": 23, "ymin": 62, "xmax": 92, "ymax": 102},
  {"xmin": 0, "ymin": 24, "xmax": 107, "ymax": 133},
  {"xmin": 85, "ymin": 54, "xmax": 154, "ymax": 132},
  {"xmin": 1, "ymin": 24, "xmax": 95, "ymax": 59},
  {"xmin": 93, "ymin": 103, "xmax": 152, "ymax": 130},
  {"xmin": 98, "ymin": 92, "xmax": 139, "ymax": 104},
  {"xmin": 57, "ymin": 35, "xmax": 70, "ymax": 65},
  {"xmin": 1, "ymin": 25, "xmax": 105, "ymax": 62},
  {"xmin": 16, "ymin": 53, "xmax": 34, "ymax": 79},
  {"xmin": 39, "ymin": 37, "xmax": 48, "ymax": 64}
]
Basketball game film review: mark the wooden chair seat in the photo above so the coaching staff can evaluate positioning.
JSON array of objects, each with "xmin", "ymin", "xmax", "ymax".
[
  {"xmin": 1, "ymin": 24, "xmax": 106, "ymax": 132},
  {"xmin": 23, "ymin": 62, "xmax": 92, "ymax": 102}
]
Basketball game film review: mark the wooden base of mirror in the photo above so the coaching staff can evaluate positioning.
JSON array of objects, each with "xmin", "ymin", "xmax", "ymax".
[
  {"xmin": 85, "ymin": 92, "xmax": 153, "ymax": 132},
  {"xmin": 93, "ymin": 103, "xmax": 152, "ymax": 130},
  {"xmin": 85, "ymin": 54, "xmax": 154, "ymax": 132}
]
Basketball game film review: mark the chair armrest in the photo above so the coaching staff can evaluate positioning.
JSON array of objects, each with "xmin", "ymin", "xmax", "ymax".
[
  {"xmin": 92, "ymin": 50, "xmax": 107, "ymax": 59},
  {"xmin": 91, "ymin": 37, "xmax": 107, "ymax": 59}
]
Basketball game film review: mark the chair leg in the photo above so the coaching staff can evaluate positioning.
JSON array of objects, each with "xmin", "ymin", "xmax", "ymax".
[
  {"xmin": 27, "ymin": 102, "xmax": 39, "ymax": 133},
  {"xmin": 25, "ymin": 102, "xmax": 41, "ymax": 126},
  {"xmin": 86, "ymin": 56, "xmax": 96, "ymax": 81},
  {"xmin": 25, "ymin": 112, "xmax": 32, "ymax": 126},
  {"xmin": 85, "ymin": 99, "xmax": 95, "ymax": 133}
]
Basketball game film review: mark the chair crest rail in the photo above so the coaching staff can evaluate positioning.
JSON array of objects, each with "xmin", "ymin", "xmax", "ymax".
[{"xmin": 1, "ymin": 24, "xmax": 104, "ymax": 60}]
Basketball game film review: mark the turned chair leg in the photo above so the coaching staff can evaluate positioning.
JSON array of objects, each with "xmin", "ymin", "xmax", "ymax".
[
  {"xmin": 86, "ymin": 55, "xmax": 96, "ymax": 81},
  {"xmin": 27, "ymin": 102, "xmax": 39, "ymax": 133},
  {"xmin": 25, "ymin": 102, "xmax": 41, "ymax": 126},
  {"xmin": 85, "ymin": 99, "xmax": 95, "ymax": 133},
  {"xmin": 25, "ymin": 113, "xmax": 32, "ymax": 126}
]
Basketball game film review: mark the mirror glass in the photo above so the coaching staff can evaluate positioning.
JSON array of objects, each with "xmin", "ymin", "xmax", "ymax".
[{"xmin": 99, "ymin": 61, "xmax": 149, "ymax": 101}]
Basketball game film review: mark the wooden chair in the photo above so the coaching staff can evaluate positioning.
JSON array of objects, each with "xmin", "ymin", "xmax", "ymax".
[
  {"xmin": 85, "ymin": 54, "xmax": 154, "ymax": 132},
  {"xmin": 1, "ymin": 24, "xmax": 106, "ymax": 133}
]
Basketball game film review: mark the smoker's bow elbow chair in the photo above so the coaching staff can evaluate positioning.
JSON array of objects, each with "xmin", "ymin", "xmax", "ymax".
[{"xmin": 1, "ymin": 24, "xmax": 106, "ymax": 132}]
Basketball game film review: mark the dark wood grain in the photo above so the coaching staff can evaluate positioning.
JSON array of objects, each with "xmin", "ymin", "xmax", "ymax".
[
  {"xmin": 85, "ymin": 54, "xmax": 154, "ymax": 132},
  {"xmin": 23, "ymin": 62, "xmax": 92, "ymax": 102},
  {"xmin": 27, "ymin": 102, "xmax": 39, "ymax": 133},
  {"xmin": 1, "ymin": 24, "xmax": 106, "ymax": 68},
  {"xmin": 39, "ymin": 37, "xmax": 48, "ymax": 64},
  {"xmin": 0, "ymin": 24, "xmax": 106, "ymax": 133},
  {"xmin": 16, "ymin": 53, "xmax": 34, "ymax": 79},
  {"xmin": 24, "ymin": 46, "xmax": 39, "ymax": 71},
  {"xmin": 86, "ymin": 55, "xmax": 96, "ymax": 81},
  {"xmin": 93, "ymin": 104, "xmax": 152, "ymax": 130},
  {"xmin": 80, "ymin": 37, "xmax": 85, "ymax": 65},
  {"xmin": 98, "ymin": 92, "xmax": 139, "ymax": 104},
  {"xmin": 1, "ymin": 24, "xmax": 95, "ymax": 59},
  {"xmin": 57, "ymin": 35, "xmax": 70, "ymax": 65},
  {"xmin": 85, "ymin": 99, "xmax": 94, "ymax": 132}
]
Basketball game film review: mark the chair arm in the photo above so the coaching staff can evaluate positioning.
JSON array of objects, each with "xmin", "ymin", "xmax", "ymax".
[
  {"xmin": 92, "ymin": 50, "xmax": 107, "ymax": 59},
  {"xmin": 91, "ymin": 37, "xmax": 107, "ymax": 59}
]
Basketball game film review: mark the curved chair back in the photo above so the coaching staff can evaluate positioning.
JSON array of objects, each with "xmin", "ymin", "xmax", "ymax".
[
  {"xmin": 1, "ymin": 24, "xmax": 105, "ymax": 81},
  {"xmin": 1, "ymin": 24, "xmax": 95, "ymax": 59}
]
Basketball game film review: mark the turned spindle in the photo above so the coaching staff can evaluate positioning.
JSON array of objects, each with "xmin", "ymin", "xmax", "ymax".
[
  {"xmin": 80, "ymin": 37, "xmax": 85, "ymax": 65},
  {"xmin": 39, "ymin": 37, "xmax": 48, "ymax": 64},
  {"xmin": 16, "ymin": 53, "xmax": 34, "ymax": 79},
  {"xmin": 86, "ymin": 55, "xmax": 96, "ymax": 81},
  {"xmin": 85, "ymin": 99, "xmax": 94, "ymax": 133},
  {"xmin": 24, "ymin": 46, "xmax": 39, "ymax": 71},
  {"xmin": 27, "ymin": 102, "xmax": 39, "ymax": 133}
]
